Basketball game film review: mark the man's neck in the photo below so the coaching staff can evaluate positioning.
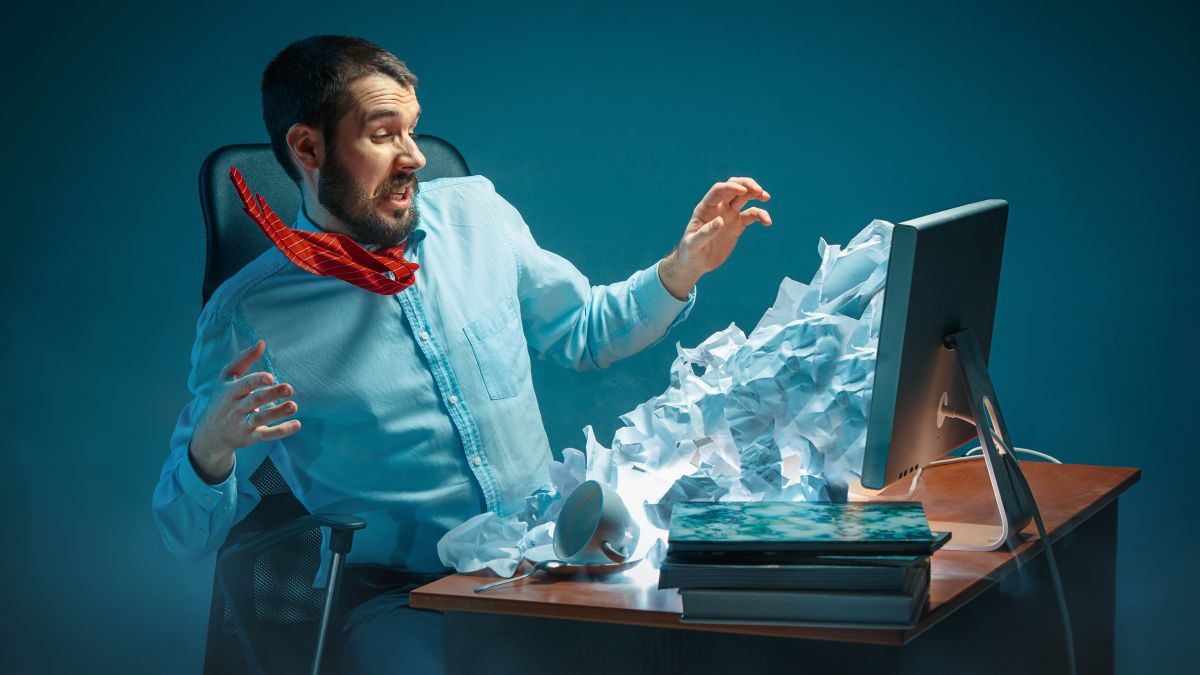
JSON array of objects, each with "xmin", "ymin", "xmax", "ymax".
[
  {"xmin": 299, "ymin": 201, "xmax": 349, "ymax": 236},
  {"xmin": 299, "ymin": 202, "xmax": 397, "ymax": 253}
]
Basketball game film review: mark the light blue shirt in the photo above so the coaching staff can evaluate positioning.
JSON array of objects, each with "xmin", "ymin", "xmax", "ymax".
[{"xmin": 152, "ymin": 176, "xmax": 694, "ymax": 573}]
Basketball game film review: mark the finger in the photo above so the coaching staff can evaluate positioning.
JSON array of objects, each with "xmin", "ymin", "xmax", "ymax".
[
  {"xmin": 738, "ymin": 207, "xmax": 773, "ymax": 227},
  {"xmin": 231, "ymin": 371, "xmax": 276, "ymax": 399},
  {"xmin": 727, "ymin": 178, "xmax": 770, "ymax": 211},
  {"xmin": 247, "ymin": 400, "xmax": 298, "ymax": 427},
  {"xmin": 698, "ymin": 181, "xmax": 749, "ymax": 210},
  {"xmin": 727, "ymin": 177, "xmax": 770, "ymax": 201},
  {"xmin": 251, "ymin": 419, "xmax": 302, "ymax": 443},
  {"xmin": 221, "ymin": 340, "xmax": 267, "ymax": 380},
  {"xmin": 239, "ymin": 383, "xmax": 294, "ymax": 413}
]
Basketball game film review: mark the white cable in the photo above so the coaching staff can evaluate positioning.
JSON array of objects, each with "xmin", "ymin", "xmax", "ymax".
[
  {"xmin": 911, "ymin": 445, "xmax": 1060, "ymax": 497},
  {"xmin": 964, "ymin": 445, "xmax": 1063, "ymax": 464}
]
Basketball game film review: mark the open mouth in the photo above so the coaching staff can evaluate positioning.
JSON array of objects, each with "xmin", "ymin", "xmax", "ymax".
[{"xmin": 380, "ymin": 185, "xmax": 413, "ymax": 205}]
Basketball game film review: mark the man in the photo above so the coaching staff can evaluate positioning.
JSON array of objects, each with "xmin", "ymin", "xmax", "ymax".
[{"xmin": 153, "ymin": 35, "xmax": 771, "ymax": 674}]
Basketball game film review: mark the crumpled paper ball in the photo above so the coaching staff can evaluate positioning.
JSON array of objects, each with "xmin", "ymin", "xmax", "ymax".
[{"xmin": 434, "ymin": 512, "xmax": 528, "ymax": 578}]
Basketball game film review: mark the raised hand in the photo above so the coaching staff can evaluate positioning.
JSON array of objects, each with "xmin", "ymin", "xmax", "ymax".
[
  {"xmin": 189, "ymin": 340, "xmax": 300, "ymax": 483},
  {"xmin": 659, "ymin": 177, "xmax": 772, "ymax": 299}
]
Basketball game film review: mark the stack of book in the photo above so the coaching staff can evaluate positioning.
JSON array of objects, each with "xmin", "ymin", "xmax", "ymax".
[{"xmin": 660, "ymin": 501, "xmax": 950, "ymax": 629}]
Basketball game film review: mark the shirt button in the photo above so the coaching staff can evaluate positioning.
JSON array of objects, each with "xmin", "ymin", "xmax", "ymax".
[
  {"xmin": 448, "ymin": 394, "xmax": 459, "ymax": 405},
  {"xmin": 418, "ymin": 331, "xmax": 430, "ymax": 341},
  {"xmin": 472, "ymin": 457, "xmax": 482, "ymax": 467}
]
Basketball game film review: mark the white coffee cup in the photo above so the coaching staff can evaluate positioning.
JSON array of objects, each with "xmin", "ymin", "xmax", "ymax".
[{"xmin": 553, "ymin": 480, "xmax": 640, "ymax": 565}]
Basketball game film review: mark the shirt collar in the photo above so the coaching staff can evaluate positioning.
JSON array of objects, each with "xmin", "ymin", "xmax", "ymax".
[{"xmin": 294, "ymin": 204, "xmax": 427, "ymax": 251}]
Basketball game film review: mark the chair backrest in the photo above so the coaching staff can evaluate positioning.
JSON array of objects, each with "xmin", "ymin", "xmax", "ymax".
[{"xmin": 198, "ymin": 135, "xmax": 470, "ymax": 305}]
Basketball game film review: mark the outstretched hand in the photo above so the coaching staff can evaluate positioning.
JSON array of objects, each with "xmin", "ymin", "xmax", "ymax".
[
  {"xmin": 659, "ymin": 177, "xmax": 772, "ymax": 299},
  {"xmin": 189, "ymin": 340, "xmax": 300, "ymax": 484}
]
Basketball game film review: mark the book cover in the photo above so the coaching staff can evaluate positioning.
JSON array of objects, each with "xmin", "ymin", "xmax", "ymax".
[{"xmin": 667, "ymin": 501, "xmax": 948, "ymax": 556}]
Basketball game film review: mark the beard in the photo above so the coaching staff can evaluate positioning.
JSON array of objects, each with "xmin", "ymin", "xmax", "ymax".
[{"xmin": 317, "ymin": 150, "xmax": 420, "ymax": 248}]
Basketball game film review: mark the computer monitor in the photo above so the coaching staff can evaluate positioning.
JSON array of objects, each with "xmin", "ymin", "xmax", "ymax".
[{"xmin": 862, "ymin": 199, "xmax": 1035, "ymax": 551}]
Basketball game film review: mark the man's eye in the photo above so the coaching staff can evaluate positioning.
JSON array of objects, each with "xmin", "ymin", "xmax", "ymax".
[{"xmin": 372, "ymin": 130, "xmax": 416, "ymax": 142}]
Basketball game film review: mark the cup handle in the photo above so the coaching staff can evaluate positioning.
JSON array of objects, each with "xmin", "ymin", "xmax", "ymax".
[{"xmin": 600, "ymin": 541, "xmax": 629, "ymax": 563}]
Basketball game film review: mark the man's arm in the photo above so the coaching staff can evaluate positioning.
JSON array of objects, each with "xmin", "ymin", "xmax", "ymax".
[
  {"xmin": 489, "ymin": 195, "xmax": 689, "ymax": 371},
  {"xmin": 491, "ymin": 177, "xmax": 770, "ymax": 371},
  {"xmin": 151, "ymin": 309, "xmax": 298, "ymax": 562}
]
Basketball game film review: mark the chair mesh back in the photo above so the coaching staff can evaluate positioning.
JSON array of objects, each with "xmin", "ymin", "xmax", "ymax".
[
  {"xmin": 208, "ymin": 461, "xmax": 328, "ymax": 674},
  {"xmin": 249, "ymin": 458, "xmax": 292, "ymax": 497},
  {"xmin": 251, "ymin": 529, "xmax": 324, "ymax": 624},
  {"xmin": 216, "ymin": 460, "xmax": 325, "ymax": 635}
]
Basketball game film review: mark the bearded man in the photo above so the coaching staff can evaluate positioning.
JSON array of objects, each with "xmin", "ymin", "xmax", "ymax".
[{"xmin": 153, "ymin": 35, "xmax": 771, "ymax": 675}]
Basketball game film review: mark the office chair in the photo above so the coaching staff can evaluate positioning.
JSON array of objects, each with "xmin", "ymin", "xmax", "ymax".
[{"xmin": 197, "ymin": 136, "xmax": 471, "ymax": 675}]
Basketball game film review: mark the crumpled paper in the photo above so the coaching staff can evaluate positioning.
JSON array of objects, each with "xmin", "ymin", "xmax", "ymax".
[
  {"xmin": 434, "ymin": 512, "xmax": 529, "ymax": 578},
  {"xmin": 438, "ymin": 219, "xmax": 893, "ymax": 576},
  {"xmin": 435, "ymin": 444, "xmax": 595, "ymax": 576}
]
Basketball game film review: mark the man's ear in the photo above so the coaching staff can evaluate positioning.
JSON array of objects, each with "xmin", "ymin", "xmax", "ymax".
[{"xmin": 285, "ymin": 123, "xmax": 325, "ymax": 175}]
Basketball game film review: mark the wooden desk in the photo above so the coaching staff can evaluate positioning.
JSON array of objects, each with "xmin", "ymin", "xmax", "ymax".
[{"xmin": 413, "ymin": 462, "xmax": 1138, "ymax": 675}]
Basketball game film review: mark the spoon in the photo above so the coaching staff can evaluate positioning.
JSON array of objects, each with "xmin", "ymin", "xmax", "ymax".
[{"xmin": 473, "ymin": 559, "xmax": 568, "ymax": 593}]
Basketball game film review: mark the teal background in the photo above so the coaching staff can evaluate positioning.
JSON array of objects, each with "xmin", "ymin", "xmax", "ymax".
[{"xmin": 2, "ymin": 0, "xmax": 1196, "ymax": 672}]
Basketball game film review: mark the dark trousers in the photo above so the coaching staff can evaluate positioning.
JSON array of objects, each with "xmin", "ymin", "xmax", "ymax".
[{"xmin": 337, "ymin": 566, "xmax": 448, "ymax": 675}]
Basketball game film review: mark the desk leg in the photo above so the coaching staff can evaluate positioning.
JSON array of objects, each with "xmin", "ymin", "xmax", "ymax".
[
  {"xmin": 445, "ymin": 502, "xmax": 1118, "ymax": 675},
  {"xmin": 902, "ymin": 500, "xmax": 1118, "ymax": 675}
]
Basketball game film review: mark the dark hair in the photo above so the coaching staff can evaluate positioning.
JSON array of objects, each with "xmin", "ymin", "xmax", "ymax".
[{"xmin": 261, "ymin": 35, "xmax": 418, "ymax": 181}]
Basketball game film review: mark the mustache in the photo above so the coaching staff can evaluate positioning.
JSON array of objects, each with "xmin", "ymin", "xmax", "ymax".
[{"xmin": 373, "ymin": 173, "xmax": 419, "ymax": 199}]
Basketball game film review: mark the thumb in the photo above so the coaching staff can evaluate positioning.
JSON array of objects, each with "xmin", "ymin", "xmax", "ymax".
[{"xmin": 688, "ymin": 216, "xmax": 723, "ymax": 245}]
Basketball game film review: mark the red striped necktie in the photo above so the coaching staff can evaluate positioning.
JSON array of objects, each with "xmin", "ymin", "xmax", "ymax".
[{"xmin": 229, "ymin": 166, "xmax": 418, "ymax": 295}]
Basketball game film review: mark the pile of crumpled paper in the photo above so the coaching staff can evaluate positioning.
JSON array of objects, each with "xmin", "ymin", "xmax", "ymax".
[{"xmin": 438, "ymin": 220, "xmax": 894, "ymax": 576}]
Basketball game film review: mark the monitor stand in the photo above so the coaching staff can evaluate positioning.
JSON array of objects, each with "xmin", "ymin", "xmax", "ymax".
[{"xmin": 916, "ymin": 327, "xmax": 1037, "ymax": 551}]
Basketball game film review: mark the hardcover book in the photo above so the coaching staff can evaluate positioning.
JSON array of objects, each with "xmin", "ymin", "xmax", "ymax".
[
  {"xmin": 666, "ymin": 501, "xmax": 949, "ymax": 557},
  {"xmin": 678, "ymin": 563, "xmax": 930, "ymax": 629}
]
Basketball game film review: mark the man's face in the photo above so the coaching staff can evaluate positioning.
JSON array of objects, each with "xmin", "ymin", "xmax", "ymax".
[{"xmin": 317, "ymin": 74, "xmax": 426, "ymax": 247}]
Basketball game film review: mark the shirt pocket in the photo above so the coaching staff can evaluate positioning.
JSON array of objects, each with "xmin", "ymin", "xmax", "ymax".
[{"xmin": 463, "ymin": 296, "xmax": 527, "ymax": 400}]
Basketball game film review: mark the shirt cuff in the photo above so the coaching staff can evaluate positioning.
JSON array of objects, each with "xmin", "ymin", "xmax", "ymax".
[
  {"xmin": 634, "ymin": 260, "xmax": 697, "ymax": 331},
  {"xmin": 179, "ymin": 450, "xmax": 237, "ymax": 514}
]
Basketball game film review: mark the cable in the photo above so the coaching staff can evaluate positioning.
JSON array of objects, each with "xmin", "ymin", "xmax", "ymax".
[
  {"xmin": 964, "ymin": 445, "xmax": 1062, "ymax": 464},
  {"xmin": 938, "ymin": 403, "xmax": 1064, "ymax": 464},
  {"xmin": 904, "ymin": 445, "xmax": 1060, "ymax": 499},
  {"xmin": 906, "ymin": 441, "xmax": 1076, "ymax": 674},
  {"xmin": 993, "ymin": 436, "xmax": 1077, "ymax": 675}
]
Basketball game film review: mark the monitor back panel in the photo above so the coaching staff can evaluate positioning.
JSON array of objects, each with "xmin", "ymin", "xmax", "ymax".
[{"xmin": 861, "ymin": 200, "xmax": 1008, "ymax": 489}]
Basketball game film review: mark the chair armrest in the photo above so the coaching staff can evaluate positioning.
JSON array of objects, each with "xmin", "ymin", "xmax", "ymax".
[
  {"xmin": 215, "ymin": 513, "xmax": 366, "ymax": 675},
  {"xmin": 219, "ymin": 513, "xmax": 367, "ymax": 569}
]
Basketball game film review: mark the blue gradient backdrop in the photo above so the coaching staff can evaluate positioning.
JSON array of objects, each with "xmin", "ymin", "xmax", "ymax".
[{"xmin": 2, "ymin": 1, "xmax": 1195, "ymax": 672}]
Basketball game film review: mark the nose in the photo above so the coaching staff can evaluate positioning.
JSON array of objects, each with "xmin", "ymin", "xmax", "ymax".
[{"xmin": 395, "ymin": 134, "xmax": 426, "ymax": 173}]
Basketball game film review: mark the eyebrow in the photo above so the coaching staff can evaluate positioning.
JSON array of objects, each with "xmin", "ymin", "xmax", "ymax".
[{"xmin": 365, "ymin": 107, "xmax": 422, "ymax": 124}]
